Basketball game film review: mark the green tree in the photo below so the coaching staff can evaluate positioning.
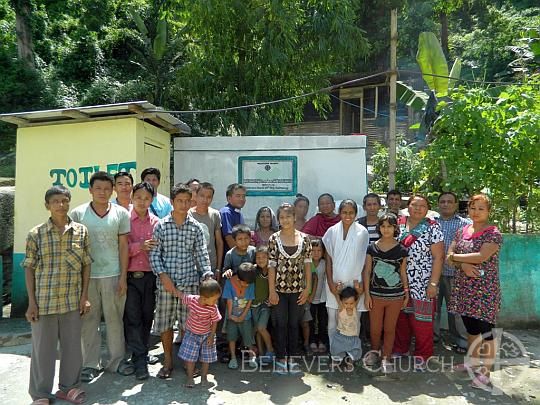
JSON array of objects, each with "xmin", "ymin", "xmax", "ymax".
[
  {"xmin": 370, "ymin": 137, "xmax": 423, "ymax": 193},
  {"xmin": 170, "ymin": 0, "xmax": 369, "ymax": 136},
  {"xmin": 420, "ymin": 80, "xmax": 540, "ymax": 232},
  {"xmin": 449, "ymin": 6, "xmax": 540, "ymax": 80}
]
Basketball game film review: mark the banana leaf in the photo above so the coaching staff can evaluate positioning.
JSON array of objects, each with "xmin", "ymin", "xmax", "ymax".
[
  {"xmin": 416, "ymin": 32, "xmax": 449, "ymax": 97},
  {"xmin": 397, "ymin": 81, "xmax": 428, "ymax": 111},
  {"xmin": 448, "ymin": 57, "xmax": 462, "ymax": 92},
  {"xmin": 153, "ymin": 19, "xmax": 167, "ymax": 61},
  {"xmin": 129, "ymin": 7, "xmax": 148, "ymax": 37}
]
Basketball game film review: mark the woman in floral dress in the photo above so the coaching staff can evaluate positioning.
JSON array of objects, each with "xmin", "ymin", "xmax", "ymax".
[
  {"xmin": 447, "ymin": 194, "xmax": 502, "ymax": 390},
  {"xmin": 393, "ymin": 195, "xmax": 444, "ymax": 370}
]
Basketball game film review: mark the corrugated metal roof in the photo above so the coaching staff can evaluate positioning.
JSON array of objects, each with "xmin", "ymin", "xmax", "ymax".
[{"xmin": 0, "ymin": 101, "xmax": 190, "ymax": 134}]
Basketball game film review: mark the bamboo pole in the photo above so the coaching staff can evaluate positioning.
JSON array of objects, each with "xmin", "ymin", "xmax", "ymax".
[{"xmin": 388, "ymin": 9, "xmax": 398, "ymax": 189}]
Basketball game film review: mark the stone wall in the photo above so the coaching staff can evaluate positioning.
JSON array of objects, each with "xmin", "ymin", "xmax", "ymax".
[{"xmin": 0, "ymin": 185, "xmax": 14, "ymax": 253}]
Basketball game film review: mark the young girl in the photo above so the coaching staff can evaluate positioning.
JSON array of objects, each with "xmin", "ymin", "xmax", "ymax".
[
  {"xmin": 268, "ymin": 203, "xmax": 312, "ymax": 375},
  {"xmin": 309, "ymin": 239, "xmax": 328, "ymax": 353},
  {"xmin": 252, "ymin": 245, "xmax": 275, "ymax": 361},
  {"xmin": 363, "ymin": 214, "xmax": 409, "ymax": 373},
  {"xmin": 176, "ymin": 279, "xmax": 222, "ymax": 388},
  {"xmin": 329, "ymin": 281, "xmax": 363, "ymax": 363},
  {"xmin": 251, "ymin": 206, "xmax": 278, "ymax": 246},
  {"xmin": 301, "ymin": 256, "xmax": 318, "ymax": 355}
]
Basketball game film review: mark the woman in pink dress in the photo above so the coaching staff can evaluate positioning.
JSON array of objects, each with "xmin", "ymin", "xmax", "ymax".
[{"xmin": 447, "ymin": 194, "xmax": 502, "ymax": 391}]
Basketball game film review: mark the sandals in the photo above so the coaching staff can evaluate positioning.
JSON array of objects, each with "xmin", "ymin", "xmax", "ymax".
[
  {"xmin": 31, "ymin": 400, "xmax": 50, "ymax": 405},
  {"xmin": 273, "ymin": 360, "xmax": 288, "ymax": 375},
  {"xmin": 157, "ymin": 366, "xmax": 173, "ymax": 379},
  {"xmin": 117, "ymin": 361, "xmax": 136, "ymax": 376},
  {"xmin": 228, "ymin": 358, "xmax": 238, "ymax": 369},
  {"xmin": 453, "ymin": 363, "xmax": 475, "ymax": 373},
  {"xmin": 453, "ymin": 345, "xmax": 468, "ymax": 354},
  {"xmin": 80, "ymin": 368, "xmax": 101, "ymax": 382},
  {"xmin": 471, "ymin": 374, "xmax": 492, "ymax": 391},
  {"xmin": 135, "ymin": 367, "xmax": 150, "ymax": 380},
  {"xmin": 55, "ymin": 388, "xmax": 86, "ymax": 404}
]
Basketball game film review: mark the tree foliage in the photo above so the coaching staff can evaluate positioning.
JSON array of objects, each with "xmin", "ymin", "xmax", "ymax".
[
  {"xmin": 420, "ymin": 80, "xmax": 540, "ymax": 232},
  {"xmin": 170, "ymin": 0, "xmax": 369, "ymax": 136},
  {"xmin": 450, "ymin": 5, "xmax": 540, "ymax": 80},
  {"xmin": 370, "ymin": 137, "xmax": 423, "ymax": 193}
]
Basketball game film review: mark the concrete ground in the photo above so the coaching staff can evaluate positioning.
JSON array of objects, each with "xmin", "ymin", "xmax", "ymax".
[{"xmin": 1, "ymin": 316, "xmax": 539, "ymax": 405}]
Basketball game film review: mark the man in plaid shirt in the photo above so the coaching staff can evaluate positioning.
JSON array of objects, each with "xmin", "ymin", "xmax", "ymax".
[
  {"xmin": 150, "ymin": 183, "xmax": 213, "ymax": 379},
  {"xmin": 435, "ymin": 192, "xmax": 471, "ymax": 351},
  {"xmin": 24, "ymin": 186, "xmax": 92, "ymax": 404}
]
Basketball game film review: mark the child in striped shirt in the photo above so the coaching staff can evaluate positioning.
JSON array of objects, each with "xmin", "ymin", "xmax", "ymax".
[{"xmin": 176, "ymin": 279, "xmax": 222, "ymax": 388}]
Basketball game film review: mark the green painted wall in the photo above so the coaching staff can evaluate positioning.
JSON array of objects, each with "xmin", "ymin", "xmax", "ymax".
[
  {"xmin": 498, "ymin": 234, "xmax": 540, "ymax": 328},
  {"xmin": 11, "ymin": 253, "xmax": 26, "ymax": 317}
]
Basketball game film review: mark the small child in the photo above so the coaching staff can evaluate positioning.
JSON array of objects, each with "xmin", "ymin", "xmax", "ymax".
[
  {"xmin": 176, "ymin": 279, "xmax": 222, "ymax": 388},
  {"xmin": 301, "ymin": 256, "xmax": 318, "ymax": 355},
  {"xmin": 309, "ymin": 239, "xmax": 328, "ymax": 353},
  {"xmin": 219, "ymin": 224, "xmax": 255, "ymax": 362},
  {"xmin": 251, "ymin": 245, "xmax": 275, "ymax": 362},
  {"xmin": 221, "ymin": 224, "xmax": 256, "ymax": 279},
  {"xmin": 363, "ymin": 214, "xmax": 409, "ymax": 373},
  {"xmin": 222, "ymin": 262, "xmax": 257, "ymax": 369},
  {"xmin": 330, "ymin": 282, "xmax": 363, "ymax": 364}
]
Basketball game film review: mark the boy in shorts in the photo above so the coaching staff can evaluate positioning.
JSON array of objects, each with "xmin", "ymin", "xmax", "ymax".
[
  {"xmin": 177, "ymin": 279, "xmax": 222, "ymax": 388},
  {"xmin": 222, "ymin": 263, "xmax": 257, "ymax": 369}
]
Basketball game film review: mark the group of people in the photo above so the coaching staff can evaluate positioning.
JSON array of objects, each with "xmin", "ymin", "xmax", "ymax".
[{"xmin": 24, "ymin": 171, "xmax": 503, "ymax": 404}]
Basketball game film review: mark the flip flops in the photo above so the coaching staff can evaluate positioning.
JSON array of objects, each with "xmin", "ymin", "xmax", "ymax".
[{"xmin": 55, "ymin": 388, "xmax": 86, "ymax": 404}]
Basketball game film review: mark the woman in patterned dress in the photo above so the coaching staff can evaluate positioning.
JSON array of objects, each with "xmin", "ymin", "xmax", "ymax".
[
  {"xmin": 447, "ymin": 194, "xmax": 502, "ymax": 390},
  {"xmin": 268, "ymin": 203, "xmax": 312, "ymax": 374},
  {"xmin": 393, "ymin": 195, "xmax": 444, "ymax": 370}
]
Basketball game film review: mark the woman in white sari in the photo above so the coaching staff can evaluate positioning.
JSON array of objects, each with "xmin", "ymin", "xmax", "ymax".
[{"xmin": 323, "ymin": 199, "xmax": 369, "ymax": 344}]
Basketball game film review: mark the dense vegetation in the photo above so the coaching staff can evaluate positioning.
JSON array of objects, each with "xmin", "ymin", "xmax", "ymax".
[
  {"xmin": 2, "ymin": 1, "xmax": 538, "ymax": 143},
  {"xmin": 1, "ymin": 1, "xmax": 539, "ymax": 232}
]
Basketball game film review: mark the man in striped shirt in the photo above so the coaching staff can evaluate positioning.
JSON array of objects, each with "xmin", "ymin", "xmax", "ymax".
[
  {"xmin": 357, "ymin": 193, "xmax": 382, "ymax": 244},
  {"xmin": 434, "ymin": 192, "xmax": 471, "ymax": 351}
]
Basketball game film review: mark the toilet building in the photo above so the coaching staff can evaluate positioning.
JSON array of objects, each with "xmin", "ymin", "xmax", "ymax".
[{"xmin": 0, "ymin": 101, "xmax": 190, "ymax": 316}]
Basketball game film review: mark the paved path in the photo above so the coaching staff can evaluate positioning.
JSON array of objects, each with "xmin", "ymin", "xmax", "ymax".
[{"xmin": 1, "ymin": 319, "xmax": 539, "ymax": 404}]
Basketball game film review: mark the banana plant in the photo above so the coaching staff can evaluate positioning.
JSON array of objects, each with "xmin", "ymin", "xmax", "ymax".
[
  {"xmin": 128, "ymin": 6, "xmax": 174, "ymax": 105},
  {"xmin": 401, "ymin": 32, "xmax": 462, "ymax": 138}
]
